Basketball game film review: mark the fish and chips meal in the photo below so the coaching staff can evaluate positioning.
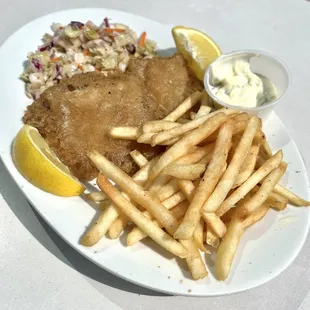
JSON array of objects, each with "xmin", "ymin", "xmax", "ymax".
[{"xmin": 13, "ymin": 18, "xmax": 310, "ymax": 282}]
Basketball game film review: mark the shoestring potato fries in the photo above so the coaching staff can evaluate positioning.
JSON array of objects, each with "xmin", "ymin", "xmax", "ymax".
[{"xmin": 82, "ymin": 91, "xmax": 310, "ymax": 281}]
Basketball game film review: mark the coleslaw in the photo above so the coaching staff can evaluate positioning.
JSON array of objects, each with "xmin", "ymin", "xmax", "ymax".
[{"xmin": 21, "ymin": 18, "xmax": 157, "ymax": 99}]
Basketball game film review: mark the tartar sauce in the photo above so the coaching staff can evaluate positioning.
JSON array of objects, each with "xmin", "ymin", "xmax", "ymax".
[{"xmin": 210, "ymin": 58, "xmax": 278, "ymax": 108}]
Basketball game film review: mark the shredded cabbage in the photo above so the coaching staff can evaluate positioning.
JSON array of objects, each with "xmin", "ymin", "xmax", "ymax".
[
  {"xmin": 21, "ymin": 18, "xmax": 157, "ymax": 99},
  {"xmin": 64, "ymin": 25, "xmax": 81, "ymax": 38}
]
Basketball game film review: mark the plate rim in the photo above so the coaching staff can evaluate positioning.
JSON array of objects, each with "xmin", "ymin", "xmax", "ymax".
[{"xmin": 0, "ymin": 7, "xmax": 309, "ymax": 297}]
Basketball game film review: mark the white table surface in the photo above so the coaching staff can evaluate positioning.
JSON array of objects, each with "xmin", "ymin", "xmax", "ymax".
[{"xmin": 1, "ymin": 1, "xmax": 310, "ymax": 309}]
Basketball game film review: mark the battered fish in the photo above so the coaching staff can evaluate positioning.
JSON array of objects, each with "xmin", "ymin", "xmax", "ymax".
[{"xmin": 23, "ymin": 54, "xmax": 203, "ymax": 181}]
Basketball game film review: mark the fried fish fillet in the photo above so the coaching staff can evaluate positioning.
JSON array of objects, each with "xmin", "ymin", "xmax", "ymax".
[{"xmin": 23, "ymin": 54, "xmax": 203, "ymax": 181}]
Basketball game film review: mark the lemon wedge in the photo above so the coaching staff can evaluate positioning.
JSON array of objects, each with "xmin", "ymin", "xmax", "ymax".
[
  {"xmin": 172, "ymin": 26, "xmax": 221, "ymax": 80},
  {"xmin": 13, "ymin": 125, "xmax": 85, "ymax": 197}
]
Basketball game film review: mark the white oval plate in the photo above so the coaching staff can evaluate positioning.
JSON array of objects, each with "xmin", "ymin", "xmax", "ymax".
[{"xmin": 0, "ymin": 8, "xmax": 309, "ymax": 297}]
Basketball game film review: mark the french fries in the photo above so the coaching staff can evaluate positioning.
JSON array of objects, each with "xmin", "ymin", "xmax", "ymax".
[
  {"xmin": 127, "ymin": 201, "xmax": 189, "ymax": 246},
  {"xmin": 151, "ymin": 109, "xmax": 235, "ymax": 146},
  {"xmin": 108, "ymin": 214, "xmax": 129, "ymax": 239},
  {"xmin": 142, "ymin": 120, "xmax": 180, "ymax": 133},
  {"xmin": 202, "ymin": 213, "xmax": 227, "ymax": 238},
  {"xmin": 236, "ymin": 163, "xmax": 287, "ymax": 219},
  {"xmin": 193, "ymin": 219, "xmax": 209, "ymax": 253},
  {"xmin": 85, "ymin": 191, "xmax": 107, "ymax": 203},
  {"xmin": 109, "ymin": 188, "xmax": 186, "ymax": 240},
  {"xmin": 202, "ymin": 116, "xmax": 260, "ymax": 213},
  {"xmin": 175, "ymin": 143, "xmax": 215, "ymax": 165},
  {"xmin": 174, "ymin": 119, "xmax": 234, "ymax": 240},
  {"xmin": 195, "ymin": 106, "xmax": 212, "ymax": 118},
  {"xmin": 162, "ymin": 191, "xmax": 187, "ymax": 208},
  {"xmin": 137, "ymin": 132, "xmax": 179, "ymax": 145},
  {"xmin": 266, "ymin": 192, "xmax": 288, "ymax": 211},
  {"xmin": 233, "ymin": 112, "xmax": 250, "ymax": 122},
  {"xmin": 216, "ymin": 150, "xmax": 283, "ymax": 217},
  {"xmin": 215, "ymin": 216, "xmax": 244, "ymax": 280},
  {"xmin": 149, "ymin": 112, "xmax": 228, "ymax": 182},
  {"xmin": 81, "ymin": 205, "xmax": 120, "ymax": 246},
  {"xmin": 174, "ymin": 180, "xmax": 211, "ymax": 254},
  {"xmin": 124, "ymin": 190, "xmax": 187, "ymax": 248},
  {"xmin": 163, "ymin": 163, "xmax": 206, "ymax": 180},
  {"xmin": 157, "ymin": 179, "xmax": 179, "ymax": 201},
  {"xmin": 89, "ymin": 151, "xmax": 180, "ymax": 235},
  {"xmin": 109, "ymin": 126, "xmax": 139, "ymax": 140},
  {"xmin": 190, "ymin": 112, "xmax": 197, "ymax": 120},
  {"xmin": 177, "ymin": 117, "xmax": 191, "ymax": 124},
  {"xmin": 216, "ymin": 200, "xmax": 271, "ymax": 281},
  {"xmin": 200, "ymin": 116, "xmax": 252, "ymax": 145},
  {"xmin": 256, "ymin": 157, "xmax": 310, "ymax": 206},
  {"xmin": 130, "ymin": 150, "xmax": 148, "ymax": 168},
  {"xmin": 147, "ymin": 174, "xmax": 172, "ymax": 194},
  {"xmin": 81, "ymin": 157, "xmax": 157, "ymax": 246},
  {"xmin": 233, "ymin": 139, "xmax": 261, "ymax": 188},
  {"xmin": 200, "ymin": 90, "xmax": 210, "ymax": 106},
  {"xmin": 261, "ymin": 139, "xmax": 273, "ymax": 159},
  {"xmin": 273, "ymin": 184, "xmax": 310, "ymax": 206},
  {"xmin": 122, "ymin": 173, "xmax": 208, "ymax": 278},
  {"xmin": 97, "ymin": 174, "xmax": 188, "ymax": 258},
  {"xmin": 180, "ymin": 239, "xmax": 208, "ymax": 280},
  {"xmin": 206, "ymin": 226, "xmax": 220, "ymax": 248},
  {"xmin": 164, "ymin": 91, "xmax": 202, "ymax": 121},
  {"xmin": 81, "ymin": 90, "xmax": 310, "ymax": 282},
  {"xmin": 243, "ymin": 204, "xmax": 269, "ymax": 228},
  {"xmin": 250, "ymin": 186, "xmax": 288, "ymax": 211},
  {"xmin": 177, "ymin": 179, "xmax": 197, "ymax": 201},
  {"xmin": 152, "ymin": 115, "xmax": 213, "ymax": 146}
]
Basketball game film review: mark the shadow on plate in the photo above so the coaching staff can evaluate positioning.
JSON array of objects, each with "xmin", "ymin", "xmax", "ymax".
[
  {"xmin": 203, "ymin": 249, "xmax": 217, "ymax": 279},
  {"xmin": 0, "ymin": 159, "xmax": 168, "ymax": 296},
  {"xmin": 175, "ymin": 257, "xmax": 192, "ymax": 280},
  {"xmin": 140, "ymin": 238, "xmax": 176, "ymax": 261}
]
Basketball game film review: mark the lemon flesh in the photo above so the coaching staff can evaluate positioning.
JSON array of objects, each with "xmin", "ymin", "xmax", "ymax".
[
  {"xmin": 13, "ymin": 125, "xmax": 85, "ymax": 197},
  {"xmin": 172, "ymin": 26, "xmax": 221, "ymax": 80}
]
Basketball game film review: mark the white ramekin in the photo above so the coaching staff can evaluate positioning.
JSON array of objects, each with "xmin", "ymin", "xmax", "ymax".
[{"xmin": 203, "ymin": 50, "xmax": 291, "ymax": 120}]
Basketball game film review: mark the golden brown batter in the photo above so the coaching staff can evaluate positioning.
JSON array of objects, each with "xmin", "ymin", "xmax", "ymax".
[{"xmin": 23, "ymin": 54, "xmax": 202, "ymax": 180}]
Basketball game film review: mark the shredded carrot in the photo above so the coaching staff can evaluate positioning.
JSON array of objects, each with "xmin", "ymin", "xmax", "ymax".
[
  {"xmin": 104, "ymin": 28, "xmax": 125, "ymax": 33},
  {"xmin": 95, "ymin": 68, "xmax": 100, "ymax": 72},
  {"xmin": 51, "ymin": 57, "xmax": 60, "ymax": 63},
  {"xmin": 78, "ymin": 64, "xmax": 83, "ymax": 70},
  {"xmin": 59, "ymin": 26, "xmax": 64, "ymax": 30},
  {"xmin": 83, "ymin": 50, "xmax": 90, "ymax": 56},
  {"xmin": 139, "ymin": 32, "xmax": 147, "ymax": 47}
]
